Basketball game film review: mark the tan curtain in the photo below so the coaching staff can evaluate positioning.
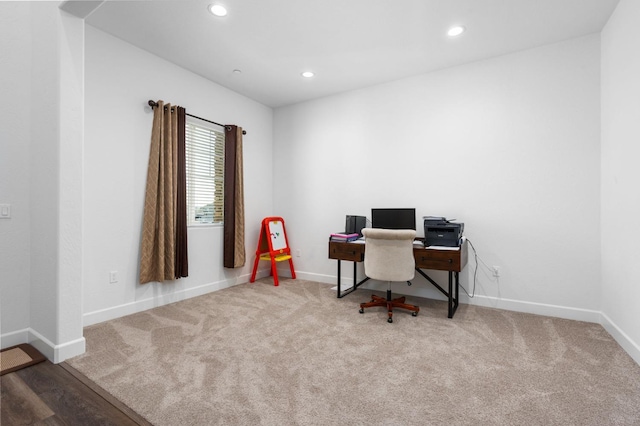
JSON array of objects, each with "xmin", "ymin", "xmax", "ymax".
[
  {"xmin": 223, "ymin": 125, "xmax": 246, "ymax": 268},
  {"xmin": 140, "ymin": 101, "xmax": 188, "ymax": 283}
]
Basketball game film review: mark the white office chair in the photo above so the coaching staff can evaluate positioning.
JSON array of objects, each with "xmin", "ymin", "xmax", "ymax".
[{"xmin": 359, "ymin": 228, "xmax": 419, "ymax": 323}]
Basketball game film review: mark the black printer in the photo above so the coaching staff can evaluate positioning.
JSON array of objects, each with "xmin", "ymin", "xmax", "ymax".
[{"xmin": 423, "ymin": 216, "xmax": 464, "ymax": 247}]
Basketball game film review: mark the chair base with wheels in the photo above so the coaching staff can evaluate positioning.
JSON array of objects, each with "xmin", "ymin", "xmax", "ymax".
[{"xmin": 359, "ymin": 283, "xmax": 419, "ymax": 323}]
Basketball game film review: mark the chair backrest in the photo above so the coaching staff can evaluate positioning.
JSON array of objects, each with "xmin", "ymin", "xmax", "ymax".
[{"xmin": 362, "ymin": 228, "xmax": 416, "ymax": 282}]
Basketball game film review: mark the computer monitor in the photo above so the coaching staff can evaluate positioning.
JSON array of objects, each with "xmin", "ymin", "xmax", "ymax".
[{"xmin": 371, "ymin": 208, "xmax": 416, "ymax": 230}]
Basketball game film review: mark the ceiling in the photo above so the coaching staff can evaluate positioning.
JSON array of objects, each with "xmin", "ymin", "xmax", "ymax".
[{"xmin": 64, "ymin": 0, "xmax": 619, "ymax": 108}]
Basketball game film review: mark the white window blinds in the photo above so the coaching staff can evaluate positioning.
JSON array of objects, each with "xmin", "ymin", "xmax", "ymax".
[{"xmin": 185, "ymin": 119, "xmax": 225, "ymax": 225}]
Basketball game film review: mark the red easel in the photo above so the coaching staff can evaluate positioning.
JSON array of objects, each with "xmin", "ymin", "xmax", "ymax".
[{"xmin": 250, "ymin": 217, "xmax": 296, "ymax": 286}]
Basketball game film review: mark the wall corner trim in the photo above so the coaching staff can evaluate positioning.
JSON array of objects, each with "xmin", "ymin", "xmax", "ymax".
[{"xmin": 28, "ymin": 328, "xmax": 86, "ymax": 364}]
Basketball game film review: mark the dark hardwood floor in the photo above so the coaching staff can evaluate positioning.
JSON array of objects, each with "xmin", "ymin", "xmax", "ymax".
[{"xmin": 1, "ymin": 360, "xmax": 151, "ymax": 425}]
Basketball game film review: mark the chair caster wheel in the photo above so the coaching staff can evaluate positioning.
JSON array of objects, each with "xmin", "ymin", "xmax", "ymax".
[
  {"xmin": 359, "ymin": 308, "xmax": 364, "ymax": 314},
  {"xmin": 412, "ymin": 312, "xmax": 418, "ymax": 317},
  {"xmin": 387, "ymin": 318, "xmax": 393, "ymax": 323}
]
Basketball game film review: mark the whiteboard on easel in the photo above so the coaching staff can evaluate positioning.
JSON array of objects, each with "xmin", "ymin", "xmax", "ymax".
[{"xmin": 268, "ymin": 220, "xmax": 287, "ymax": 251}]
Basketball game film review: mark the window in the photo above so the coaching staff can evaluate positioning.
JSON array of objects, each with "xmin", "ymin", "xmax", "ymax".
[{"xmin": 185, "ymin": 119, "xmax": 225, "ymax": 225}]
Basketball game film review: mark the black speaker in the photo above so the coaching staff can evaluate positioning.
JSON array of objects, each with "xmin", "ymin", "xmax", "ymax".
[{"xmin": 345, "ymin": 215, "xmax": 366, "ymax": 236}]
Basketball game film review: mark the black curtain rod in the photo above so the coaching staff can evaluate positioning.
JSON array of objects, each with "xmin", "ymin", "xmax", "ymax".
[{"xmin": 148, "ymin": 100, "xmax": 247, "ymax": 135}]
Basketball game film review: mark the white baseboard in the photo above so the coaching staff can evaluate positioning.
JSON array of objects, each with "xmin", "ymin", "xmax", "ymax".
[
  {"xmin": 28, "ymin": 328, "xmax": 86, "ymax": 363},
  {"xmin": 293, "ymin": 271, "xmax": 337, "ymax": 285},
  {"xmin": 317, "ymin": 273, "xmax": 639, "ymax": 365},
  {"xmin": 600, "ymin": 312, "xmax": 640, "ymax": 366},
  {"xmin": 0, "ymin": 327, "xmax": 85, "ymax": 364},
  {"xmin": 261, "ymin": 271, "xmax": 640, "ymax": 366},
  {"xmin": 83, "ymin": 272, "xmax": 261, "ymax": 327},
  {"xmin": 83, "ymin": 270, "xmax": 325, "ymax": 328},
  {"xmin": 10, "ymin": 269, "xmax": 634, "ymax": 367},
  {"xmin": 466, "ymin": 294, "xmax": 602, "ymax": 323},
  {"xmin": 316, "ymin": 277, "xmax": 602, "ymax": 323},
  {"xmin": 1, "ymin": 328, "xmax": 30, "ymax": 349}
]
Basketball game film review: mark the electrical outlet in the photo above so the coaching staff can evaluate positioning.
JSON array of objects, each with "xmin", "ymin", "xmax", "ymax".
[
  {"xmin": 0, "ymin": 204, "xmax": 11, "ymax": 219},
  {"xmin": 492, "ymin": 266, "xmax": 501, "ymax": 277},
  {"xmin": 296, "ymin": 250, "xmax": 301, "ymax": 258},
  {"xmin": 109, "ymin": 271, "xmax": 118, "ymax": 283}
]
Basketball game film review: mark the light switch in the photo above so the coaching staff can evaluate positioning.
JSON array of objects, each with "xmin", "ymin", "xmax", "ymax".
[{"xmin": 0, "ymin": 204, "xmax": 10, "ymax": 219}]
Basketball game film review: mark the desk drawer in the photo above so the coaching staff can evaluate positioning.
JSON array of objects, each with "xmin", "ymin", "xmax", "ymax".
[
  {"xmin": 329, "ymin": 241, "xmax": 364, "ymax": 262},
  {"xmin": 414, "ymin": 248, "xmax": 461, "ymax": 272}
]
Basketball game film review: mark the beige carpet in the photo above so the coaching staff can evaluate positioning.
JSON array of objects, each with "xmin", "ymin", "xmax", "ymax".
[{"xmin": 67, "ymin": 279, "xmax": 640, "ymax": 425}]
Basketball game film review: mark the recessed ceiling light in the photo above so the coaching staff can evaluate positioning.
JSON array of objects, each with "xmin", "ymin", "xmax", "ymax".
[
  {"xmin": 301, "ymin": 71, "xmax": 315, "ymax": 78},
  {"xmin": 447, "ymin": 26, "xmax": 465, "ymax": 37},
  {"xmin": 232, "ymin": 69, "xmax": 242, "ymax": 74},
  {"xmin": 209, "ymin": 4, "xmax": 227, "ymax": 17}
]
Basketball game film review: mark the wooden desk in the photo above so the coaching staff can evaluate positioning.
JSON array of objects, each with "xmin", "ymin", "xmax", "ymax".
[{"xmin": 328, "ymin": 240, "xmax": 468, "ymax": 318}]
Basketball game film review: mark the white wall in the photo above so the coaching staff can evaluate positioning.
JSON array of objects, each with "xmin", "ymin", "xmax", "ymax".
[
  {"xmin": 600, "ymin": 0, "xmax": 640, "ymax": 364},
  {"xmin": 274, "ymin": 35, "xmax": 602, "ymax": 321},
  {"xmin": 81, "ymin": 27, "xmax": 274, "ymax": 325},
  {"xmin": 1, "ymin": 2, "xmax": 85, "ymax": 362},
  {"xmin": 0, "ymin": 2, "xmax": 32, "ymax": 344}
]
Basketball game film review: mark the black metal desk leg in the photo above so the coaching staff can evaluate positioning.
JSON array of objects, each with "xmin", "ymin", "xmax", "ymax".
[
  {"xmin": 448, "ymin": 271, "xmax": 453, "ymax": 318},
  {"xmin": 455, "ymin": 272, "xmax": 460, "ymax": 306},
  {"xmin": 353, "ymin": 261, "xmax": 357, "ymax": 288},
  {"xmin": 336, "ymin": 261, "xmax": 370, "ymax": 298},
  {"xmin": 336, "ymin": 259, "xmax": 341, "ymax": 298},
  {"xmin": 447, "ymin": 271, "xmax": 460, "ymax": 318}
]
